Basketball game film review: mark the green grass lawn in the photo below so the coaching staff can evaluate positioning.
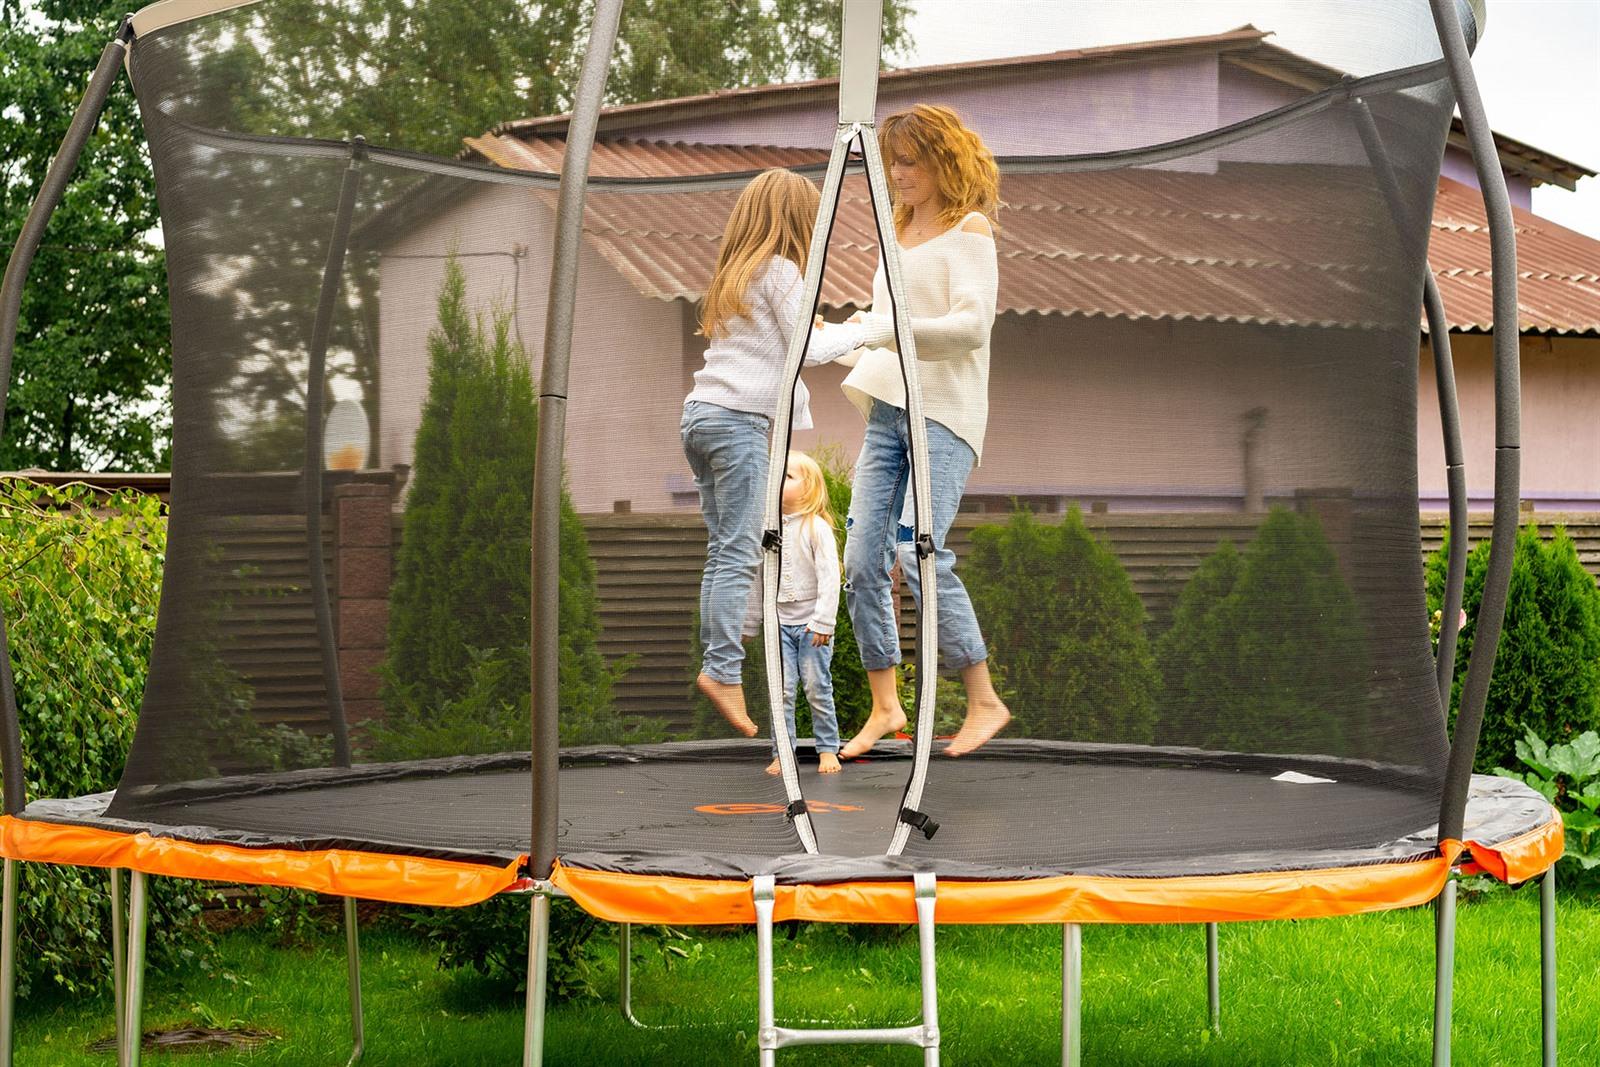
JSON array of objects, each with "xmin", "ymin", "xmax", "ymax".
[{"xmin": 15, "ymin": 881, "xmax": 1599, "ymax": 1065}]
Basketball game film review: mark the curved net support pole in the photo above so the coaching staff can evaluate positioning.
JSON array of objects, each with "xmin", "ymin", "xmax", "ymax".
[
  {"xmin": 527, "ymin": 0, "xmax": 624, "ymax": 882},
  {"xmin": 758, "ymin": 103, "xmax": 862, "ymax": 857},
  {"xmin": 0, "ymin": 22, "xmax": 131, "ymax": 820},
  {"xmin": 1424, "ymin": 273, "xmax": 1471, "ymax": 704},
  {"xmin": 1541, "ymin": 867, "xmax": 1557, "ymax": 1066},
  {"xmin": 302, "ymin": 138, "xmax": 368, "ymax": 769},
  {"xmin": 832, "ymin": 0, "xmax": 942, "ymax": 856},
  {"xmin": 1347, "ymin": 96, "xmax": 1470, "ymax": 708},
  {"xmin": 0, "ymin": 31, "xmax": 130, "ymax": 1065},
  {"xmin": 1428, "ymin": 0, "xmax": 1521, "ymax": 846}
]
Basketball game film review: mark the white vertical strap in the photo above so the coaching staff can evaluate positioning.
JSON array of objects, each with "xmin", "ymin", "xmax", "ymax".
[
  {"xmin": 856, "ymin": 125, "xmax": 941, "ymax": 858},
  {"xmin": 760, "ymin": 127, "xmax": 857, "ymax": 856},
  {"xmin": 838, "ymin": 0, "xmax": 883, "ymax": 123}
]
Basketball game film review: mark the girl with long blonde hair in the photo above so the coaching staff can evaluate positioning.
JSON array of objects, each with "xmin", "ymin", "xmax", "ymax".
[
  {"xmin": 683, "ymin": 168, "xmax": 874, "ymax": 737},
  {"xmin": 835, "ymin": 103, "xmax": 1012, "ymax": 759}
]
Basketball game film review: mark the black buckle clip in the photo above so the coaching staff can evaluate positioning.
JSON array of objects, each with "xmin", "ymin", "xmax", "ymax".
[
  {"xmin": 785, "ymin": 799, "xmax": 809, "ymax": 820},
  {"xmin": 762, "ymin": 528, "xmax": 783, "ymax": 552},
  {"xmin": 899, "ymin": 807, "xmax": 940, "ymax": 839},
  {"xmin": 915, "ymin": 534, "xmax": 935, "ymax": 560}
]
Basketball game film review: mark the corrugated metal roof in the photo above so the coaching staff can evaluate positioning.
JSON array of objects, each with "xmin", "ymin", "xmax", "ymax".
[{"xmin": 471, "ymin": 134, "xmax": 1600, "ymax": 335}]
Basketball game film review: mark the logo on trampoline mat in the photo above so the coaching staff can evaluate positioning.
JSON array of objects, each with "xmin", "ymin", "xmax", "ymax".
[{"xmin": 696, "ymin": 800, "xmax": 864, "ymax": 815}]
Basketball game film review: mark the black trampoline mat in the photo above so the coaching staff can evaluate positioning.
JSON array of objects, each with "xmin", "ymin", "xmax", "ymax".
[{"xmin": 19, "ymin": 739, "xmax": 1553, "ymax": 882}]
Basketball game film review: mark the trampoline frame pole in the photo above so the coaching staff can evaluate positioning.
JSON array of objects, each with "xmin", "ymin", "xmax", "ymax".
[
  {"xmin": 123, "ymin": 871, "xmax": 148, "ymax": 1067},
  {"xmin": 522, "ymin": 890, "xmax": 552, "ymax": 1067},
  {"xmin": 1062, "ymin": 923, "xmax": 1082, "ymax": 1067},
  {"xmin": 1205, "ymin": 923, "xmax": 1220, "ymax": 1035},
  {"xmin": 110, "ymin": 868, "xmax": 125, "ymax": 1060},
  {"xmin": 528, "ymin": 0, "xmax": 624, "ymax": 885},
  {"xmin": 343, "ymin": 897, "xmax": 364, "ymax": 1066},
  {"xmin": 1432, "ymin": 877, "xmax": 1456, "ymax": 1067},
  {"xmin": 1541, "ymin": 867, "xmax": 1556, "ymax": 1066},
  {"xmin": 0, "ymin": 860, "xmax": 15, "ymax": 1067}
]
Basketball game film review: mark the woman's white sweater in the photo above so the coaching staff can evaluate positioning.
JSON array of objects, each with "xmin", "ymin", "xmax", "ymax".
[{"xmin": 839, "ymin": 213, "xmax": 999, "ymax": 461}]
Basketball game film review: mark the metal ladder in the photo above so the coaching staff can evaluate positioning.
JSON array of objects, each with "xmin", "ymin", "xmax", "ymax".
[{"xmin": 752, "ymin": 873, "xmax": 941, "ymax": 1065}]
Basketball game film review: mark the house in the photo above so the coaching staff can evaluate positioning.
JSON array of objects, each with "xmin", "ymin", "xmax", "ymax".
[{"xmin": 366, "ymin": 27, "xmax": 1599, "ymax": 516}]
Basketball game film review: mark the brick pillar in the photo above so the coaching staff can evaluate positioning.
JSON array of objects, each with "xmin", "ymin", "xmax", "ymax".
[{"xmin": 332, "ymin": 481, "xmax": 393, "ymax": 725}]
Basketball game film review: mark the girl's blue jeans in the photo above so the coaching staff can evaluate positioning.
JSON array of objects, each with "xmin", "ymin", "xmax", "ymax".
[
  {"xmin": 681, "ymin": 400, "xmax": 769, "ymax": 685},
  {"xmin": 771, "ymin": 623, "xmax": 840, "ymax": 755},
  {"xmin": 844, "ymin": 401, "xmax": 988, "ymax": 672}
]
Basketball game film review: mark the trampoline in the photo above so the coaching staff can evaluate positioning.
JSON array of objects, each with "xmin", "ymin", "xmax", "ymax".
[{"xmin": 0, "ymin": 0, "xmax": 1562, "ymax": 1064}]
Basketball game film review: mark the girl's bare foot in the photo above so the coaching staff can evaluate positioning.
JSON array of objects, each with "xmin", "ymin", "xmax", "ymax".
[
  {"xmin": 944, "ymin": 698, "xmax": 1010, "ymax": 757},
  {"xmin": 818, "ymin": 752, "xmax": 842, "ymax": 774},
  {"xmin": 765, "ymin": 758, "xmax": 782, "ymax": 776},
  {"xmin": 839, "ymin": 706, "xmax": 907, "ymax": 759},
  {"xmin": 697, "ymin": 672, "xmax": 758, "ymax": 737}
]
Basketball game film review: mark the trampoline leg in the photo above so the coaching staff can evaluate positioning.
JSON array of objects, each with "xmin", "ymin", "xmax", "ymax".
[
  {"xmin": 913, "ymin": 873, "xmax": 941, "ymax": 1067},
  {"xmin": 754, "ymin": 877, "xmax": 777, "ymax": 1067},
  {"xmin": 123, "ymin": 871, "xmax": 148, "ymax": 1067},
  {"xmin": 1062, "ymin": 923, "xmax": 1081, "ymax": 1067},
  {"xmin": 1432, "ymin": 878, "xmax": 1457, "ymax": 1067},
  {"xmin": 0, "ymin": 859, "xmax": 17, "ymax": 1067},
  {"xmin": 522, "ymin": 891, "xmax": 551, "ymax": 1067},
  {"xmin": 1541, "ymin": 867, "xmax": 1556, "ymax": 1067},
  {"xmin": 1206, "ymin": 922, "xmax": 1220, "ymax": 1035},
  {"xmin": 111, "ymin": 868, "xmax": 125, "ymax": 1062},
  {"xmin": 344, "ymin": 897, "xmax": 364, "ymax": 1066}
]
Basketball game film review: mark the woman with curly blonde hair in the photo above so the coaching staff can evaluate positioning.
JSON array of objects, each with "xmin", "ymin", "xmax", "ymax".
[{"xmin": 835, "ymin": 103, "xmax": 1012, "ymax": 759}]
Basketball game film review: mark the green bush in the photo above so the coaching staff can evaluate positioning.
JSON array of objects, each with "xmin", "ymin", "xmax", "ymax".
[
  {"xmin": 0, "ymin": 480, "xmax": 213, "ymax": 999},
  {"xmin": 965, "ymin": 507, "xmax": 1158, "ymax": 742},
  {"xmin": 1426, "ymin": 524, "xmax": 1600, "ymax": 772},
  {"xmin": 372, "ymin": 257, "xmax": 655, "ymax": 995},
  {"xmin": 1495, "ymin": 728, "xmax": 1600, "ymax": 882},
  {"xmin": 368, "ymin": 256, "xmax": 645, "ymax": 759},
  {"xmin": 1155, "ymin": 506, "xmax": 1369, "ymax": 754}
]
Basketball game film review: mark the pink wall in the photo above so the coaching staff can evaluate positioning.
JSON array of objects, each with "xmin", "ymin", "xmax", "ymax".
[{"xmin": 1419, "ymin": 334, "xmax": 1600, "ymax": 510}]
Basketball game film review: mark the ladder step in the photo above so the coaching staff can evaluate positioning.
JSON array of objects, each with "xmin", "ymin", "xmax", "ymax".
[
  {"xmin": 754, "ymin": 872, "xmax": 942, "ymax": 1062},
  {"xmin": 770, "ymin": 1024, "xmax": 935, "ymax": 1049}
]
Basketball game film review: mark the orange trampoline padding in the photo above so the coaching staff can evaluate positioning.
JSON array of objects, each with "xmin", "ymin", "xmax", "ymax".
[
  {"xmin": 552, "ymin": 812, "xmax": 1563, "ymax": 927},
  {"xmin": 0, "ymin": 815, "xmax": 522, "ymax": 907}
]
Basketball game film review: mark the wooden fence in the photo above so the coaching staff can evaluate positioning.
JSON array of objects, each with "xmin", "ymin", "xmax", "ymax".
[{"xmin": 37, "ymin": 474, "xmax": 1594, "ymax": 732}]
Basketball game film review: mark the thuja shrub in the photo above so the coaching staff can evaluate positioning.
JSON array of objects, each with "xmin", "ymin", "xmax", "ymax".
[
  {"xmin": 1156, "ymin": 506, "xmax": 1369, "ymax": 754},
  {"xmin": 1426, "ymin": 524, "xmax": 1600, "ymax": 772},
  {"xmin": 965, "ymin": 506, "xmax": 1158, "ymax": 742},
  {"xmin": 371, "ymin": 255, "xmax": 642, "ymax": 760},
  {"xmin": 0, "ymin": 480, "xmax": 212, "ymax": 998}
]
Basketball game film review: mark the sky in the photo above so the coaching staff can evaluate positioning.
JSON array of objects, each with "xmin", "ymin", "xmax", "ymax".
[{"xmin": 902, "ymin": 0, "xmax": 1600, "ymax": 237}]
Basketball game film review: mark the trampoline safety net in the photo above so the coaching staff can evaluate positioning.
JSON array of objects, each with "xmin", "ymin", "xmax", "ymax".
[{"xmin": 97, "ymin": 0, "xmax": 1471, "ymax": 881}]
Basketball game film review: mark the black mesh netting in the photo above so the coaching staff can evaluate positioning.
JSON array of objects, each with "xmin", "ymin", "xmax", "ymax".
[{"xmin": 92, "ymin": 0, "xmax": 1474, "ymax": 878}]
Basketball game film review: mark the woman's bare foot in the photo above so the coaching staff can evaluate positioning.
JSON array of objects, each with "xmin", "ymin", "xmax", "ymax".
[
  {"xmin": 696, "ymin": 672, "xmax": 758, "ymax": 737},
  {"xmin": 945, "ymin": 661, "xmax": 1012, "ymax": 756},
  {"xmin": 818, "ymin": 752, "xmax": 842, "ymax": 774},
  {"xmin": 840, "ymin": 706, "xmax": 907, "ymax": 759},
  {"xmin": 765, "ymin": 757, "xmax": 782, "ymax": 776},
  {"xmin": 944, "ymin": 698, "xmax": 1010, "ymax": 756}
]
